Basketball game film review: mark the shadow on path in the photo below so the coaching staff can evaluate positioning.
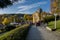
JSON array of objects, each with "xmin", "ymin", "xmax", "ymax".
[
  {"xmin": 26, "ymin": 25, "xmax": 59, "ymax": 40},
  {"xmin": 26, "ymin": 25, "xmax": 45, "ymax": 40}
]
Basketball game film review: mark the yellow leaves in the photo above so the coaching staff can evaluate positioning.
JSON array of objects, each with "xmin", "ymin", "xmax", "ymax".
[
  {"xmin": 2, "ymin": 18, "xmax": 10, "ymax": 25},
  {"xmin": 24, "ymin": 14, "xmax": 33, "ymax": 21},
  {"xmin": 24, "ymin": 14, "xmax": 27, "ymax": 19},
  {"xmin": 52, "ymin": 2, "xmax": 57, "ymax": 8},
  {"xmin": 24, "ymin": 14, "xmax": 29, "ymax": 20},
  {"xmin": 56, "ymin": 9, "xmax": 60, "ymax": 13}
]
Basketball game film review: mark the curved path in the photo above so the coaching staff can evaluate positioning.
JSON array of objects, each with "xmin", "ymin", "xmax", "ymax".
[{"xmin": 26, "ymin": 25, "xmax": 59, "ymax": 40}]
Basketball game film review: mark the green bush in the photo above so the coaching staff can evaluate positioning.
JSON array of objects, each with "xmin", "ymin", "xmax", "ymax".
[
  {"xmin": 43, "ymin": 15, "xmax": 59, "ymax": 23},
  {"xmin": 5, "ymin": 25, "xmax": 16, "ymax": 31},
  {"xmin": 48, "ymin": 20, "xmax": 60, "ymax": 30},
  {"xmin": 0, "ymin": 24, "xmax": 30, "ymax": 40}
]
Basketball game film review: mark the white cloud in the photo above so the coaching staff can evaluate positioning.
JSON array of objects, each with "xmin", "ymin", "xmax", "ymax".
[
  {"xmin": 0, "ymin": 10, "xmax": 5, "ymax": 14},
  {"xmin": 13, "ymin": 0, "xmax": 26, "ymax": 4},
  {"xmin": 18, "ymin": 1, "xmax": 47, "ymax": 11},
  {"xmin": 16, "ymin": 11, "xmax": 31, "ymax": 14}
]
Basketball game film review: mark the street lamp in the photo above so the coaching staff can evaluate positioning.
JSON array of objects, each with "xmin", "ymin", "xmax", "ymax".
[{"xmin": 54, "ymin": 13, "xmax": 57, "ymax": 29}]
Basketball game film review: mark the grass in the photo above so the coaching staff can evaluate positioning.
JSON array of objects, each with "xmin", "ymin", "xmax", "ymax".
[
  {"xmin": 0, "ymin": 24, "xmax": 30, "ymax": 40},
  {"xmin": 48, "ymin": 20, "xmax": 60, "ymax": 30}
]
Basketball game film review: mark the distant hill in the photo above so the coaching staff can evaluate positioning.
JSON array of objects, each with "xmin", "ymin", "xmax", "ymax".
[{"xmin": 0, "ymin": 13, "xmax": 32, "ymax": 17}]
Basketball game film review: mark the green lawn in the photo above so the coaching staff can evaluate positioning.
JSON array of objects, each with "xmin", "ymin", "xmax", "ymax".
[{"xmin": 48, "ymin": 20, "xmax": 60, "ymax": 30}]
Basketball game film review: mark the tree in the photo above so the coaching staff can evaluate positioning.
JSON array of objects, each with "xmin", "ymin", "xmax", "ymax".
[
  {"xmin": 5, "ymin": 25, "xmax": 16, "ymax": 31},
  {"xmin": 2, "ymin": 18, "xmax": 10, "ymax": 25},
  {"xmin": 24, "ymin": 14, "xmax": 33, "ymax": 23},
  {"xmin": 41, "ymin": 12, "xmax": 47, "ymax": 19},
  {"xmin": 52, "ymin": 2, "xmax": 57, "ymax": 8},
  {"xmin": 0, "ymin": 0, "xmax": 19, "ymax": 8},
  {"xmin": 9, "ymin": 15, "xmax": 17, "ymax": 23},
  {"xmin": 41, "ymin": 12, "xmax": 47, "ymax": 15},
  {"xmin": 37, "ymin": 8, "xmax": 43, "ymax": 13},
  {"xmin": 38, "ymin": 8, "xmax": 43, "ymax": 21},
  {"xmin": 24, "ymin": 14, "xmax": 28, "ymax": 21}
]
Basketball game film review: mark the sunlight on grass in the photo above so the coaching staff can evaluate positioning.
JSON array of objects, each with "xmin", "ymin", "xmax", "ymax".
[{"xmin": 48, "ymin": 20, "xmax": 60, "ymax": 30}]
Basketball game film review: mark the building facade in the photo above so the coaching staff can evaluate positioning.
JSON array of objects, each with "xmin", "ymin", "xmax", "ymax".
[
  {"xmin": 33, "ymin": 12, "xmax": 40, "ymax": 23},
  {"xmin": 32, "ymin": 8, "xmax": 43, "ymax": 23}
]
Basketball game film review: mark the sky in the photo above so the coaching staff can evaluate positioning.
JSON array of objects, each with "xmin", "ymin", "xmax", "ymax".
[{"xmin": 0, "ymin": 0, "xmax": 50, "ymax": 14}]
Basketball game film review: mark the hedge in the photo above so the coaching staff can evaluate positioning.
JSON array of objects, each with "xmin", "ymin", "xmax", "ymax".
[
  {"xmin": 43, "ymin": 15, "xmax": 59, "ymax": 23},
  {"xmin": 0, "ymin": 24, "xmax": 30, "ymax": 40}
]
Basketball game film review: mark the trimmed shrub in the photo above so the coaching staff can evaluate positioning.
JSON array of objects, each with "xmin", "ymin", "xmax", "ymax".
[{"xmin": 0, "ymin": 24, "xmax": 30, "ymax": 40}]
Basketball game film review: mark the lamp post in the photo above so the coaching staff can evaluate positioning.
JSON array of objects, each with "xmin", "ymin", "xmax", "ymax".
[{"xmin": 54, "ymin": 13, "xmax": 57, "ymax": 29}]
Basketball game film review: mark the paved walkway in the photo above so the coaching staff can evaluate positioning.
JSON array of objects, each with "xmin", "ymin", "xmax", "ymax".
[{"xmin": 26, "ymin": 25, "xmax": 59, "ymax": 40}]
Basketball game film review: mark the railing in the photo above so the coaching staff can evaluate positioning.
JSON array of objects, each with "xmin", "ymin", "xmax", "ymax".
[{"xmin": 0, "ymin": 24, "xmax": 30, "ymax": 40}]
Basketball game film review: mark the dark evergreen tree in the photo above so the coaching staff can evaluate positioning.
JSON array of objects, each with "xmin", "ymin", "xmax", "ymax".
[{"xmin": 0, "ymin": 0, "xmax": 19, "ymax": 8}]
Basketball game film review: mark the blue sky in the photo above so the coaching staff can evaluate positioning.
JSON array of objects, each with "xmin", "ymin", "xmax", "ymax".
[{"xmin": 0, "ymin": 0, "xmax": 50, "ymax": 14}]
